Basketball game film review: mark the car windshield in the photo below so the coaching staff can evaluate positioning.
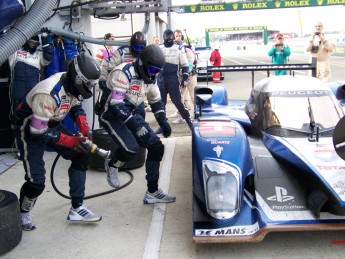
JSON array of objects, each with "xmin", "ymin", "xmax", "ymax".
[{"xmin": 264, "ymin": 95, "xmax": 342, "ymax": 132}]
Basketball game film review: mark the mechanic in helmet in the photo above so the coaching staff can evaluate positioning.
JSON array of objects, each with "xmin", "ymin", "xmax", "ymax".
[
  {"xmin": 13, "ymin": 52, "xmax": 102, "ymax": 231},
  {"xmin": 99, "ymin": 31, "xmax": 146, "ymax": 83},
  {"xmin": 99, "ymin": 31, "xmax": 147, "ymax": 115},
  {"xmin": 98, "ymin": 44, "xmax": 175, "ymax": 204},
  {"xmin": 156, "ymin": 28, "xmax": 192, "ymax": 132}
]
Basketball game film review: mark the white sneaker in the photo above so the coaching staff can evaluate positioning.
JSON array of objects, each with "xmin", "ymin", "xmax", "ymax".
[
  {"xmin": 143, "ymin": 188, "xmax": 176, "ymax": 204},
  {"xmin": 172, "ymin": 116, "xmax": 186, "ymax": 124},
  {"xmin": 145, "ymin": 106, "xmax": 152, "ymax": 112},
  {"xmin": 67, "ymin": 205, "xmax": 102, "ymax": 222},
  {"xmin": 21, "ymin": 212, "xmax": 36, "ymax": 231},
  {"xmin": 169, "ymin": 110, "xmax": 179, "ymax": 118},
  {"xmin": 107, "ymin": 166, "xmax": 120, "ymax": 188}
]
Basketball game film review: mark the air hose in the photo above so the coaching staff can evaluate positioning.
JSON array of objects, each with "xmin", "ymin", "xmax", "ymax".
[{"xmin": 50, "ymin": 154, "xmax": 134, "ymax": 200}]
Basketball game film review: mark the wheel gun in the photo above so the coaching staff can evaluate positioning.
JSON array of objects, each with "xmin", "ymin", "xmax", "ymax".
[{"xmin": 80, "ymin": 139, "xmax": 111, "ymax": 160}]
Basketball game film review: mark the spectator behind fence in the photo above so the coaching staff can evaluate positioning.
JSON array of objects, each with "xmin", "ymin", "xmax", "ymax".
[
  {"xmin": 268, "ymin": 33, "xmax": 291, "ymax": 76},
  {"xmin": 306, "ymin": 22, "xmax": 335, "ymax": 82}
]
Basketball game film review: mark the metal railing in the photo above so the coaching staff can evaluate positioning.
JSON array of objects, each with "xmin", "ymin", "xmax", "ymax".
[{"xmin": 206, "ymin": 59, "xmax": 317, "ymax": 87}]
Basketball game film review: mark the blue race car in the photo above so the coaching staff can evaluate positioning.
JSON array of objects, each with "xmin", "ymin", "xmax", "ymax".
[{"xmin": 192, "ymin": 75, "xmax": 345, "ymax": 243}]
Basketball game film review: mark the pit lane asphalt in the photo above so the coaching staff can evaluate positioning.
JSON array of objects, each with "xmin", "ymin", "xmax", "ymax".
[{"xmin": 1, "ymin": 80, "xmax": 345, "ymax": 258}]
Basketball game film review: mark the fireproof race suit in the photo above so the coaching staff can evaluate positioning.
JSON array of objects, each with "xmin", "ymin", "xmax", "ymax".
[
  {"xmin": 9, "ymin": 41, "xmax": 53, "ymax": 112},
  {"xmin": 98, "ymin": 46, "xmax": 145, "ymax": 117},
  {"xmin": 157, "ymin": 43, "xmax": 192, "ymax": 129},
  {"xmin": 99, "ymin": 46, "xmax": 135, "ymax": 81},
  {"xmin": 14, "ymin": 72, "xmax": 91, "ymax": 210},
  {"xmin": 98, "ymin": 62, "xmax": 170, "ymax": 193}
]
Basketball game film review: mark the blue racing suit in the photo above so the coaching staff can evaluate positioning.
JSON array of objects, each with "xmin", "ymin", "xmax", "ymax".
[
  {"xmin": 98, "ymin": 62, "xmax": 170, "ymax": 193},
  {"xmin": 14, "ymin": 72, "xmax": 90, "ymax": 210},
  {"xmin": 157, "ymin": 43, "xmax": 192, "ymax": 129},
  {"xmin": 9, "ymin": 38, "xmax": 53, "ymax": 112}
]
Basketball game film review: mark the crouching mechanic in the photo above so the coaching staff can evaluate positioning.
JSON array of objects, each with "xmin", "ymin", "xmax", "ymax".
[
  {"xmin": 98, "ymin": 44, "xmax": 175, "ymax": 203},
  {"xmin": 14, "ymin": 52, "xmax": 102, "ymax": 231}
]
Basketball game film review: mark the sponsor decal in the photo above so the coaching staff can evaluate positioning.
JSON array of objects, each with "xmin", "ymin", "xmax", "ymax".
[
  {"xmin": 43, "ymin": 105, "xmax": 53, "ymax": 111},
  {"xmin": 199, "ymin": 121, "xmax": 236, "ymax": 138},
  {"xmin": 270, "ymin": 90, "xmax": 329, "ymax": 97},
  {"xmin": 184, "ymin": 1, "xmax": 342, "ymax": 14},
  {"xmin": 315, "ymin": 165, "xmax": 345, "ymax": 170},
  {"xmin": 267, "ymin": 186, "xmax": 294, "ymax": 202},
  {"xmin": 124, "ymin": 58, "xmax": 135, "ymax": 63},
  {"xmin": 313, "ymin": 149, "xmax": 338, "ymax": 162},
  {"xmin": 60, "ymin": 103, "xmax": 69, "ymax": 110},
  {"xmin": 116, "ymin": 79, "xmax": 127, "ymax": 86},
  {"xmin": 195, "ymin": 222, "xmax": 259, "ymax": 237},
  {"xmin": 213, "ymin": 145, "xmax": 223, "ymax": 158},
  {"xmin": 17, "ymin": 50, "xmax": 27, "ymax": 56},
  {"xmin": 210, "ymin": 140, "xmax": 230, "ymax": 145},
  {"xmin": 131, "ymin": 81, "xmax": 141, "ymax": 91},
  {"xmin": 331, "ymin": 240, "xmax": 345, "ymax": 245}
]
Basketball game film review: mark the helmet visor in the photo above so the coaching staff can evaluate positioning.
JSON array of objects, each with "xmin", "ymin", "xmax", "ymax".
[
  {"xmin": 74, "ymin": 57, "xmax": 99, "ymax": 89},
  {"xmin": 147, "ymin": 65, "xmax": 161, "ymax": 76},
  {"xmin": 133, "ymin": 44, "xmax": 146, "ymax": 52}
]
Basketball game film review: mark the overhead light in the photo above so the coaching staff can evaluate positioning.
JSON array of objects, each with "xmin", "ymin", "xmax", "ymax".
[{"xmin": 120, "ymin": 13, "xmax": 127, "ymax": 21}]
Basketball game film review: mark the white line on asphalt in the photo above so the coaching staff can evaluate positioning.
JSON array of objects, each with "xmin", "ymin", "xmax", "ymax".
[{"xmin": 142, "ymin": 138, "xmax": 176, "ymax": 259}]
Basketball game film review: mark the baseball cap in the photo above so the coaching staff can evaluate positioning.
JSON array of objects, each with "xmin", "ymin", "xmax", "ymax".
[{"xmin": 276, "ymin": 34, "xmax": 284, "ymax": 39}]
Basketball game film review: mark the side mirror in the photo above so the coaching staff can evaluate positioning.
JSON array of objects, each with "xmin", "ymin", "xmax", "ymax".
[{"xmin": 194, "ymin": 86, "xmax": 213, "ymax": 118}]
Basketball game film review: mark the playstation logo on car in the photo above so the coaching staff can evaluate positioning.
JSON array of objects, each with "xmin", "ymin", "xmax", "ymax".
[{"xmin": 267, "ymin": 186, "xmax": 294, "ymax": 203}]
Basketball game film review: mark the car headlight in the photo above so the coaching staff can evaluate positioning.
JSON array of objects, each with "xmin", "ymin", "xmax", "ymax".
[{"xmin": 202, "ymin": 160, "xmax": 240, "ymax": 220}]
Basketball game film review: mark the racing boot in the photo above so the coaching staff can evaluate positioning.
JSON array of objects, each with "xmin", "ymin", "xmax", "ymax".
[
  {"xmin": 20, "ymin": 195, "xmax": 38, "ymax": 231},
  {"xmin": 67, "ymin": 204, "xmax": 102, "ymax": 222},
  {"xmin": 21, "ymin": 212, "xmax": 36, "ymax": 231},
  {"xmin": 107, "ymin": 166, "xmax": 120, "ymax": 188},
  {"xmin": 143, "ymin": 188, "xmax": 176, "ymax": 204}
]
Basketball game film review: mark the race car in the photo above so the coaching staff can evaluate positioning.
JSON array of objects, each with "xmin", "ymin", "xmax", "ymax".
[{"xmin": 192, "ymin": 75, "xmax": 345, "ymax": 243}]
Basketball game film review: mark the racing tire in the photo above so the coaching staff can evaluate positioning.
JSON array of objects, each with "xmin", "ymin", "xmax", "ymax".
[
  {"xmin": 0, "ymin": 190, "xmax": 22, "ymax": 256},
  {"xmin": 89, "ymin": 129, "xmax": 146, "ymax": 170}
]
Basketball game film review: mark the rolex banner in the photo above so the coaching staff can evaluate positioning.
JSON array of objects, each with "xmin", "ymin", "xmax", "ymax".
[{"xmin": 173, "ymin": 0, "xmax": 345, "ymax": 13}]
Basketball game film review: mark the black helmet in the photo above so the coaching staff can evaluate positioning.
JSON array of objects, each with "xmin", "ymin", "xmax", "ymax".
[
  {"xmin": 23, "ymin": 35, "xmax": 40, "ymax": 54},
  {"xmin": 129, "ymin": 31, "xmax": 147, "ymax": 58},
  {"xmin": 69, "ymin": 52, "xmax": 100, "ymax": 99},
  {"xmin": 138, "ymin": 45, "xmax": 165, "ymax": 84},
  {"xmin": 163, "ymin": 29, "xmax": 174, "ymax": 47}
]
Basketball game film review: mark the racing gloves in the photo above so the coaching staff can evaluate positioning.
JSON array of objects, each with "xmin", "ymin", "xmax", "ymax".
[
  {"xmin": 180, "ymin": 73, "xmax": 189, "ymax": 88},
  {"xmin": 55, "ymin": 132, "xmax": 86, "ymax": 152},
  {"xmin": 75, "ymin": 115, "xmax": 92, "ymax": 140},
  {"xmin": 155, "ymin": 112, "xmax": 171, "ymax": 138},
  {"xmin": 125, "ymin": 116, "xmax": 150, "ymax": 143}
]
